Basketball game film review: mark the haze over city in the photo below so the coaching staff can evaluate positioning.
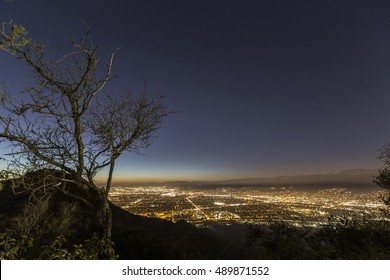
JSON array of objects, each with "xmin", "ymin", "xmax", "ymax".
[{"xmin": 2, "ymin": 0, "xmax": 390, "ymax": 182}]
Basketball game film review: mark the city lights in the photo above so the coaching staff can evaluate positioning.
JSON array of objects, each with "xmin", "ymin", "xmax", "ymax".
[{"xmin": 109, "ymin": 186, "xmax": 384, "ymax": 227}]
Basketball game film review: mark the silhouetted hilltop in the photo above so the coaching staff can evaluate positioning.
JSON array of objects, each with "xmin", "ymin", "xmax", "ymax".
[
  {"xmin": 0, "ymin": 172, "xmax": 104, "ymax": 254},
  {"xmin": 110, "ymin": 202, "xmax": 251, "ymax": 259}
]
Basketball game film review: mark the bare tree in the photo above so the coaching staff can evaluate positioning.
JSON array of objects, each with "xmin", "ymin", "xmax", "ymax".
[
  {"xmin": 375, "ymin": 143, "xmax": 390, "ymax": 214},
  {"xmin": 0, "ymin": 22, "xmax": 168, "ymax": 239}
]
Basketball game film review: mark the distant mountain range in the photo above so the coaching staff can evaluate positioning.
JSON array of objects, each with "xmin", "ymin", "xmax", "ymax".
[{"xmin": 160, "ymin": 169, "xmax": 380, "ymax": 191}]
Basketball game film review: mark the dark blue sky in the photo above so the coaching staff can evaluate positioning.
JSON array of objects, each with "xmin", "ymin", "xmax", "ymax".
[{"xmin": 1, "ymin": 0, "xmax": 390, "ymax": 181}]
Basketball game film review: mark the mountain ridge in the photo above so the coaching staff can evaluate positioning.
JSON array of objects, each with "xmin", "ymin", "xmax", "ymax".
[{"xmin": 156, "ymin": 169, "xmax": 379, "ymax": 190}]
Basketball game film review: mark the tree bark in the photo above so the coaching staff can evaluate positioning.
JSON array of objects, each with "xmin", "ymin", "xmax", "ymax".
[
  {"xmin": 105, "ymin": 159, "xmax": 116, "ymax": 198},
  {"xmin": 101, "ymin": 196, "xmax": 112, "ymax": 240}
]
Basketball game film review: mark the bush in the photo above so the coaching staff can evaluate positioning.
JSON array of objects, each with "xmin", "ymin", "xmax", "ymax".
[
  {"xmin": 40, "ymin": 234, "xmax": 118, "ymax": 260},
  {"xmin": 311, "ymin": 215, "xmax": 390, "ymax": 259},
  {"xmin": 0, "ymin": 230, "xmax": 33, "ymax": 259},
  {"xmin": 248, "ymin": 222, "xmax": 315, "ymax": 259},
  {"xmin": 0, "ymin": 230, "xmax": 118, "ymax": 260}
]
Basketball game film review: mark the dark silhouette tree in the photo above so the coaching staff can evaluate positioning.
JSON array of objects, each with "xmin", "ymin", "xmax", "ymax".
[
  {"xmin": 0, "ymin": 22, "xmax": 168, "ymax": 239},
  {"xmin": 374, "ymin": 143, "xmax": 390, "ymax": 213}
]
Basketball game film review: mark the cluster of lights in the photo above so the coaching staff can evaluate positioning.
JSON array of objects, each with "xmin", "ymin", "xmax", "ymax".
[{"xmin": 109, "ymin": 186, "xmax": 384, "ymax": 227}]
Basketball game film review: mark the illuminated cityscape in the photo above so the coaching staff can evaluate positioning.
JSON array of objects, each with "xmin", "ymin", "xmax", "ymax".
[{"xmin": 109, "ymin": 186, "xmax": 385, "ymax": 227}]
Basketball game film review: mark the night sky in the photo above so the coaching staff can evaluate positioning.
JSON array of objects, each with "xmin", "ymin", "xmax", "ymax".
[{"xmin": 1, "ymin": 0, "xmax": 390, "ymax": 182}]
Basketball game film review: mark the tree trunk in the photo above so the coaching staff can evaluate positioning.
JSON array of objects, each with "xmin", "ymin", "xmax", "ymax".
[
  {"xmin": 105, "ymin": 158, "xmax": 116, "ymax": 198},
  {"xmin": 102, "ymin": 198, "xmax": 112, "ymax": 240},
  {"xmin": 98, "ymin": 187, "xmax": 112, "ymax": 240},
  {"xmin": 100, "ymin": 158, "xmax": 116, "ymax": 240}
]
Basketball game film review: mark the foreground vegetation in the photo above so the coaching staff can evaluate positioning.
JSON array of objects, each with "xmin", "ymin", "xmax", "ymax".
[{"xmin": 248, "ymin": 217, "xmax": 390, "ymax": 259}]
